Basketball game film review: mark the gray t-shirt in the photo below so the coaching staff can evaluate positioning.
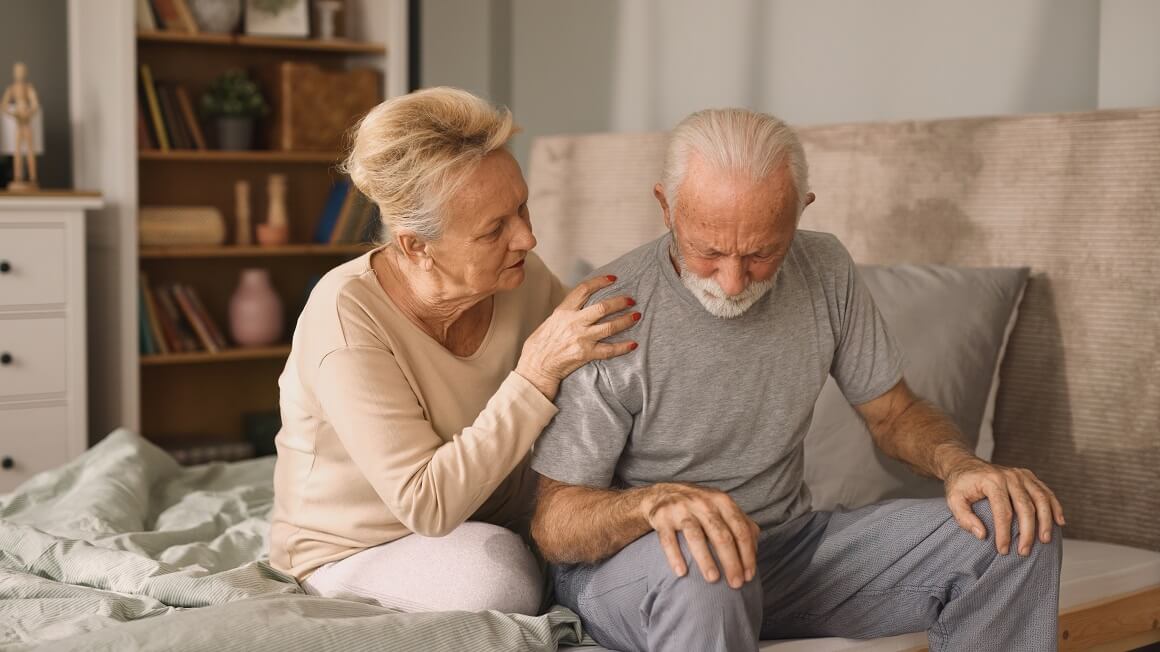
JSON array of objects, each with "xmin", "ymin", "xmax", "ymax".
[{"xmin": 530, "ymin": 230, "xmax": 903, "ymax": 529}]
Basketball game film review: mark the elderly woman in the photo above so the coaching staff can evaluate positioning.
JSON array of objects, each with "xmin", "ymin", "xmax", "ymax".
[{"xmin": 269, "ymin": 87, "xmax": 639, "ymax": 615}]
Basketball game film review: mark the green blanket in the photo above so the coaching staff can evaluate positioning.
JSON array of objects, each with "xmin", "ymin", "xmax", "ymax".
[{"xmin": 0, "ymin": 429, "xmax": 588, "ymax": 651}]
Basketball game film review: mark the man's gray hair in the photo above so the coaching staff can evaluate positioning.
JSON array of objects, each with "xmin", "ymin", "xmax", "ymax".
[{"xmin": 661, "ymin": 108, "xmax": 810, "ymax": 216}]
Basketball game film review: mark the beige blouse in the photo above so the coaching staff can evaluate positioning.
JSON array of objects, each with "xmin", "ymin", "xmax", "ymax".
[{"xmin": 269, "ymin": 247, "xmax": 566, "ymax": 580}]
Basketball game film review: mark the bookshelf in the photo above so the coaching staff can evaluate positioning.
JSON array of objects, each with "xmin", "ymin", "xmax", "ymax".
[{"xmin": 125, "ymin": 4, "xmax": 395, "ymax": 453}]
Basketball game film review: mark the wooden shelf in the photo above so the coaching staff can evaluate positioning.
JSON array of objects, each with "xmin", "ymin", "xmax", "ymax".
[
  {"xmin": 141, "ymin": 345, "xmax": 291, "ymax": 366},
  {"xmin": 139, "ymin": 150, "xmax": 339, "ymax": 164},
  {"xmin": 140, "ymin": 243, "xmax": 375, "ymax": 259},
  {"xmin": 137, "ymin": 31, "xmax": 386, "ymax": 55}
]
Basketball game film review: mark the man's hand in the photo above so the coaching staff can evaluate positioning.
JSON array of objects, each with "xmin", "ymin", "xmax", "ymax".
[
  {"xmin": 944, "ymin": 458, "xmax": 1066, "ymax": 556},
  {"xmin": 640, "ymin": 483, "xmax": 760, "ymax": 589}
]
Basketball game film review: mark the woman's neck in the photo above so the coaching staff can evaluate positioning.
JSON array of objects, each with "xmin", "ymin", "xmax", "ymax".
[{"xmin": 377, "ymin": 246, "xmax": 488, "ymax": 344}]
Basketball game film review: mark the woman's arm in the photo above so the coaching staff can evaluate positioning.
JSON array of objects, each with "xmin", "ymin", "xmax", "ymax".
[{"xmin": 318, "ymin": 346, "xmax": 556, "ymax": 537}]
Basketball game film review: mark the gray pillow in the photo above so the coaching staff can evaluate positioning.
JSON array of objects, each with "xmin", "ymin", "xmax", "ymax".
[{"xmin": 804, "ymin": 264, "xmax": 1029, "ymax": 511}]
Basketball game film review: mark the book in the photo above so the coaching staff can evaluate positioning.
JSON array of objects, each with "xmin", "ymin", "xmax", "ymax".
[
  {"xmin": 151, "ymin": 284, "xmax": 185, "ymax": 353},
  {"xmin": 328, "ymin": 185, "xmax": 361, "ymax": 244},
  {"xmin": 140, "ymin": 273, "xmax": 170, "ymax": 355},
  {"xmin": 181, "ymin": 284, "xmax": 229, "ymax": 350},
  {"xmin": 157, "ymin": 83, "xmax": 189, "ymax": 149},
  {"xmin": 172, "ymin": 284, "xmax": 220, "ymax": 353},
  {"xmin": 139, "ymin": 64, "xmax": 170, "ymax": 151},
  {"xmin": 174, "ymin": 85, "xmax": 207, "ymax": 150},
  {"xmin": 136, "ymin": 0, "xmax": 158, "ymax": 32},
  {"xmin": 136, "ymin": 102, "xmax": 156, "ymax": 150},
  {"xmin": 312, "ymin": 178, "xmax": 350, "ymax": 243},
  {"xmin": 138, "ymin": 283, "xmax": 156, "ymax": 355},
  {"xmin": 150, "ymin": 0, "xmax": 192, "ymax": 32},
  {"xmin": 155, "ymin": 285, "xmax": 199, "ymax": 351},
  {"xmin": 170, "ymin": 0, "xmax": 200, "ymax": 34}
]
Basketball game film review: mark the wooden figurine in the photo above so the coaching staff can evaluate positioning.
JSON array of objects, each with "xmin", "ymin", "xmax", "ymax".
[{"xmin": 1, "ymin": 62, "xmax": 41, "ymax": 191}]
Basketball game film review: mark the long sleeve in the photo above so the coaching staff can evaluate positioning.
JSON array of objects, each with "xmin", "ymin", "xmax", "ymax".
[{"xmin": 316, "ymin": 345, "xmax": 558, "ymax": 537}]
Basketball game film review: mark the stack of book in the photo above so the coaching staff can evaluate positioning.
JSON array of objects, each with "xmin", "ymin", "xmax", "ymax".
[
  {"xmin": 138, "ymin": 64, "xmax": 206, "ymax": 152},
  {"xmin": 313, "ymin": 178, "xmax": 382, "ymax": 244},
  {"xmin": 138, "ymin": 273, "xmax": 230, "ymax": 356}
]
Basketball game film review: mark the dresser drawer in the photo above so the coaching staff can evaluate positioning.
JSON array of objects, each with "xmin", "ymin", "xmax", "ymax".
[
  {"xmin": 0, "ymin": 404, "xmax": 69, "ymax": 493},
  {"xmin": 0, "ymin": 317, "xmax": 68, "ymax": 398},
  {"xmin": 0, "ymin": 225, "xmax": 67, "ymax": 307}
]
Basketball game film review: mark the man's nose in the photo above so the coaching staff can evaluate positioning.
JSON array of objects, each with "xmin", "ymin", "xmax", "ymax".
[{"xmin": 717, "ymin": 258, "xmax": 747, "ymax": 297}]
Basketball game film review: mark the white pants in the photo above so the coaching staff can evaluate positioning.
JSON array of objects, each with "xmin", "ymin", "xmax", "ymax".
[{"xmin": 302, "ymin": 522, "xmax": 544, "ymax": 615}]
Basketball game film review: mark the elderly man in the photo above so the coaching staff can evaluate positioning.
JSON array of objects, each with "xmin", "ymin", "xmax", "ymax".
[{"xmin": 529, "ymin": 108, "xmax": 1064, "ymax": 652}]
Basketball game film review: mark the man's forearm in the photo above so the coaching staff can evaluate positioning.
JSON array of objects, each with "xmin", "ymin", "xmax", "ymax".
[
  {"xmin": 869, "ymin": 397, "xmax": 979, "ymax": 481},
  {"xmin": 531, "ymin": 479, "xmax": 655, "ymax": 564}
]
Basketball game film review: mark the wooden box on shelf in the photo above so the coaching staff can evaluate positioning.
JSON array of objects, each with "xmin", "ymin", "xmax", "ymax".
[{"xmin": 270, "ymin": 62, "xmax": 381, "ymax": 152}]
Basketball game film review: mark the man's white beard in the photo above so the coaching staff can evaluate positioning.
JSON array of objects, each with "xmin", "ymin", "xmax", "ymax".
[{"xmin": 674, "ymin": 244, "xmax": 774, "ymax": 319}]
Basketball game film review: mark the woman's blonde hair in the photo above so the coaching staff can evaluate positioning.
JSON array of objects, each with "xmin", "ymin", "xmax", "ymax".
[{"xmin": 341, "ymin": 87, "xmax": 517, "ymax": 242}]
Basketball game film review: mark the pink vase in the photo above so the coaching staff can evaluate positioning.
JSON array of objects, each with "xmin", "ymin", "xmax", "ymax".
[{"xmin": 229, "ymin": 268, "xmax": 284, "ymax": 347}]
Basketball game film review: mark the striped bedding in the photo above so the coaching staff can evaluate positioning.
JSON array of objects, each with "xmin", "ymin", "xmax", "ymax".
[{"xmin": 0, "ymin": 429, "xmax": 589, "ymax": 651}]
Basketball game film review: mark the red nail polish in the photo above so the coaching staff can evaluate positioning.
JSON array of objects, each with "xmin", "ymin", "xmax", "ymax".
[
  {"xmin": 606, "ymin": 275, "xmax": 617, "ymax": 282},
  {"xmin": 632, "ymin": 312, "xmax": 641, "ymax": 321},
  {"xmin": 629, "ymin": 342, "xmax": 639, "ymax": 350},
  {"xmin": 626, "ymin": 298, "xmax": 636, "ymax": 307}
]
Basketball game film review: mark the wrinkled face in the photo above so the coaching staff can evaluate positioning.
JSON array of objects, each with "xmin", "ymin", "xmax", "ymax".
[
  {"xmin": 424, "ymin": 149, "xmax": 536, "ymax": 297},
  {"xmin": 658, "ymin": 155, "xmax": 800, "ymax": 318}
]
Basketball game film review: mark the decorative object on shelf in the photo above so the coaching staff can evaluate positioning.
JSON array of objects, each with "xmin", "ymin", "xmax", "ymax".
[
  {"xmin": 0, "ymin": 62, "xmax": 44, "ymax": 191},
  {"xmin": 139, "ymin": 206, "xmax": 226, "ymax": 246},
  {"xmin": 256, "ymin": 173, "xmax": 290, "ymax": 245},
  {"xmin": 244, "ymin": 0, "xmax": 309, "ymax": 38},
  {"xmin": 271, "ymin": 62, "xmax": 380, "ymax": 152},
  {"xmin": 229, "ymin": 268, "xmax": 284, "ymax": 347},
  {"xmin": 198, "ymin": 69, "xmax": 268, "ymax": 151},
  {"xmin": 234, "ymin": 179, "xmax": 252, "ymax": 245},
  {"xmin": 188, "ymin": 0, "xmax": 242, "ymax": 33},
  {"xmin": 315, "ymin": 0, "xmax": 343, "ymax": 39}
]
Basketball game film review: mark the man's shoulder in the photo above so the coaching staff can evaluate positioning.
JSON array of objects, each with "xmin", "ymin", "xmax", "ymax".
[
  {"xmin": 583, "ymin": 234, "xmax": 668, "ymax": 307},
  {"xmin": 792, "ymin": 229, "xmax": 851, "ymax": 262}
]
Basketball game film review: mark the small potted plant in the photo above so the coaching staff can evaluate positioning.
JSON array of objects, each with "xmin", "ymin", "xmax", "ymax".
[{"xmin": 199, "ymin": 69, "xmax": 269, "ymax": 151}]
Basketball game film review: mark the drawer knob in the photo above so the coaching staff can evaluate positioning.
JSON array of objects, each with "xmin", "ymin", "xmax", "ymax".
[
  {"xmin": 0, "ymin": 353, "xmax": 10, "ymax": 366},
  {"xmin": 0, "ymin": 457, "xmax": 12, "ymax": 470},
  {"xmin": 0, "ymin": 261, "xmax": 10, "ymax": 273}
]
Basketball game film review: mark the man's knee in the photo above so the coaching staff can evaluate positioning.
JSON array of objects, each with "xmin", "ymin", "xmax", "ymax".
[
  {"xmin": 967, "ymin": 498, "xmax": 1063, "ymax": 562},
  {"xmin": 634, "ymin": 531, "xmax": 762, "ymax": 608}
]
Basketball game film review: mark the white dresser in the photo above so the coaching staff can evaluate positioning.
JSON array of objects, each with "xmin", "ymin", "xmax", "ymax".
[{"xmin": 0, "ymin": 193, "xmax": 101, "ymax": 492}]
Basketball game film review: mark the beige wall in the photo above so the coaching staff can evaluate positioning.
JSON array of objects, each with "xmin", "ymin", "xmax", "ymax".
[{"xmin": 424, "ymin": 0, "xmax": 1158, "ymax": 168}]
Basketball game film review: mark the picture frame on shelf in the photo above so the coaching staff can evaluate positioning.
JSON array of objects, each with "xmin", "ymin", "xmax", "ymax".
[{"xmin": 244, "ymin": 0, "xmax": 309, "ymax": 38}]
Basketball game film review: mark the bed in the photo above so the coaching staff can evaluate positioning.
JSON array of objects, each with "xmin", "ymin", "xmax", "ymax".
[
  {"xmin": 0, "ymin": 429, "xmax": 591, "ymax": 651},
  {"xmin": 527, "ymin": 107, "xmax": 1160, "ymax": 650},
  {"xmin": 3, "ymin": 108, "xmax": 1158, "ymax": 651}
]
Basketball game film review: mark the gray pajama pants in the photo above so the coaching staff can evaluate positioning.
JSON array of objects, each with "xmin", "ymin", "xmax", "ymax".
[{"xmin": 552, "ymin": 498, "xmax": 1062, "ymax": 652}]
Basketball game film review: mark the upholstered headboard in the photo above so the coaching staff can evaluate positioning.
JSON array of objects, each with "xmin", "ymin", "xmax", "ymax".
[{"xmin": 527, "ymin": 108, "xmax": 1160, "ymax": 552}]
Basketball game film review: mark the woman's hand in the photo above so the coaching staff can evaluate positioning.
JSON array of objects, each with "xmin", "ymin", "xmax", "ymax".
[{"xmin": 516, "ymin": 275, "xmax": 640, "ymax": 400}]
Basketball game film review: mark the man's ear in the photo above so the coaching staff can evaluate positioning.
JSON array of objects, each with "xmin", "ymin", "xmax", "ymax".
[
  {"xmin": 395, "ymin": 232, "xmax": 433, "ymax": 270},
  {"xmin": 804, "ymin": 192, "xmax": 816, "ymax": 208},
  {"xmin": 654, "ymin": 183, "xmax": 673, "ymax": 230}
]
